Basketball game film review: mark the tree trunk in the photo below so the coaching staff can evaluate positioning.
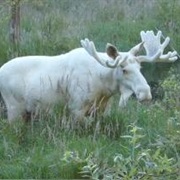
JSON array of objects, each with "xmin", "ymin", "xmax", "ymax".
[{"xmin": 10, "ymin": 0, "xmax": 20, "ymax": 56}]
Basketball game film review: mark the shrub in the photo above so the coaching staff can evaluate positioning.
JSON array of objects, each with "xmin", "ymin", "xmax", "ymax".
[{"xmin": 162, "ymin": 67, "xmax": 180, "ymax": 111}]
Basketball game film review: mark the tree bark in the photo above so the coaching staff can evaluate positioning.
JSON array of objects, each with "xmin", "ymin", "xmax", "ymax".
[{"xmin": 10, "ymin": 0, "xmax": 20, "ymax": 55}]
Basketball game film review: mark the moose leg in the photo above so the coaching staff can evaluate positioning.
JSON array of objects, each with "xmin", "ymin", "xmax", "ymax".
[
  {"xmin": 7, "ymin": 104, "xmax": 25, "ymax": 123},
  {"xmin": 22, "ymin": 111, "xmax": 32, "ymax": 122}
]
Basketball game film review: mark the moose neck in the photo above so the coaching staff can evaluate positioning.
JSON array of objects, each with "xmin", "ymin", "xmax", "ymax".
[{"xmin": 96, "ymin": 66, "xmax": 120, "ymax": 96}]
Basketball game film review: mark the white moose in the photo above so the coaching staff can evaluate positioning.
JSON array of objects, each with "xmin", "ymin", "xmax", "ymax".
[{"xmin": 0, "ymin": 30, "xmax": 177, "ymax": 122}]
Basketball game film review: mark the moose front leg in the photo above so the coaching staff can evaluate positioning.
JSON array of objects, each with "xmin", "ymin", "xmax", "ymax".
[{"xmin": 119, "ymin": 88, "xmax": 133, "ymax": 107}]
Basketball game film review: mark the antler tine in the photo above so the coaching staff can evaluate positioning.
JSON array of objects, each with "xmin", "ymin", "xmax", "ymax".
[
  {"xmin": 106, "ymin": 56, "xmax": 124, "ymax": 68},
  {"xmin": 155, "ymin": 27, "xmax": 180, "ymax": 59},
  {"xmin": 80, "ymin": 38, "xmax": 95, "ymax": 57},
  {"xmin": 81, "ymin": 38, "xmax": 122, "ymax": 68},
  {"xmin": 158, "ymin": 51, "xmax": 178, "ymax": 62},
  {"xmin": 81, "ymin": 38, "xmax": 108, "ymax": 67},
  {"xmin": 139, "ymin": 30, "xmax": 178, "ymax": 63}
]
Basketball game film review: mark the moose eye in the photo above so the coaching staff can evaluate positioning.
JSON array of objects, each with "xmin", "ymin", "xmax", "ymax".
[{"xmin": 122, "ymin": 69, "xmax": 128, "ymax": 74}]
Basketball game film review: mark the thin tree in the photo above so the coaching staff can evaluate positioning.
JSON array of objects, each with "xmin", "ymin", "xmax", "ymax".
[{"xmin": 10, "ymin": 0, "xmax": 20, "ymax": 56}]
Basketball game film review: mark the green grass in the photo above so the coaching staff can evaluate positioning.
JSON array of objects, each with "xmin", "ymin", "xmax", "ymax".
[
  {"xmin": 0, "ymin": 99, "xmax": 179, "ymax": 179},
  {"xmin": 0, "ymin": 0, "xmax": 180, "ymax": 179}
]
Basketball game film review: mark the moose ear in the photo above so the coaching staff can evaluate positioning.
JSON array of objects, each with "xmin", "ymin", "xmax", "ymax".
[{"xmin": 106, "ymin": 43, "xmax": 119, "ymax": 59}]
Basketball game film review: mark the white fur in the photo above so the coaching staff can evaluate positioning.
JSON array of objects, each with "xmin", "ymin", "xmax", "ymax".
[{"xmin": 0, "ymin": 47, "xmax": 151, "ymax": 122}]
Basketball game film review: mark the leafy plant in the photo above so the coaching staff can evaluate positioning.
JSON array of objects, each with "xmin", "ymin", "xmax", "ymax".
[
  {"xmin": 80, "ymin": 123, "xmax": 179, "ymax": 179},
  {"xmin": 162, "ymin": 68, "xmax": 180, "ymax": 111},
  {"xmin": 0, "ymin": 0, "xmax": 180, "ymax": 179}
]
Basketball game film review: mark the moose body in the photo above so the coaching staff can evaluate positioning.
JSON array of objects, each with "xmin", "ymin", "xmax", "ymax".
[
  {"xmin": 0, "ymin": 48, "xmax": 149, "ymax": 122},
  {"xmin": 0, "ymin": 30, "xmax": 177, "ymax": 122}
]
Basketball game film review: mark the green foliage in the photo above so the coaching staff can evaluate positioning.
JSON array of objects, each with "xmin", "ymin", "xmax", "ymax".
[
  {"xmin": 80, "ymin": 123, "xmax": 179, "ymax": 179},
  {"xmin": 0, "ymin": 100, "xmax": 180, "ymax": 179},
  {"xmin": 162, "ymin": 68, "xmax": 180, "ymax": 111},
  {"xmin": 0, "ymin": 0, "xmax": 180, "ymax": 179}
]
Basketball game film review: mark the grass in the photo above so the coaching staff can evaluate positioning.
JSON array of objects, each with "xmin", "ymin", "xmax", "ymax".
[
  {"xmin": 0, "ymin": 98, "xmax": 179, "ymax": 179},
  {"xmin": 0, "ymin": 0, "xmax": 180, "ymax": 179}
]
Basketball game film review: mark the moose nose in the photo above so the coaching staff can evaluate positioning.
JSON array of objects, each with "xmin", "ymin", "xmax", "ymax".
[{"xmin": 137, "ymin": 86, "xmax": 152, "ymax": 102}]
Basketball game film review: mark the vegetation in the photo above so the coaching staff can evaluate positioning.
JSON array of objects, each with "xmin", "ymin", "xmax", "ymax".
[{"xmin": 0, "ymin": 0, "xmax": 180, "ymax": 179}]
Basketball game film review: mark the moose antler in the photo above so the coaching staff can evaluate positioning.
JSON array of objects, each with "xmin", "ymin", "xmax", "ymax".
[
  {"xmin": 80, "ymin": 38, "xmax": 124, "ymax": 68},
  {"xmin": 139, "ymin": 30, "xmax": 178, "ymax": 62}
]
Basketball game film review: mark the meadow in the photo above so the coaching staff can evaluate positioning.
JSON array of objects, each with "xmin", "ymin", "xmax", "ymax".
[{"xmin": 0, "ymin": 0, "xmax": 180, "ymax": 179}]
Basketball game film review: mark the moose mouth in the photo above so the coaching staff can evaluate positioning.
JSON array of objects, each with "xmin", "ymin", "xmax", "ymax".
[{"xmin": 137, "ymin": 96, "xmax": 152, "ymax": 106}]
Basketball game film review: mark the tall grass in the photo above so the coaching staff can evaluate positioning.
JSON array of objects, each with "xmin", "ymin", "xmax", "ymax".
[
  {"xmin": 0, "ymin": 0, "xmax": 180, "ymax": 179},
  {"xmin": 0, "ymin": 99, "xmax": 179, "ymax": 179}
]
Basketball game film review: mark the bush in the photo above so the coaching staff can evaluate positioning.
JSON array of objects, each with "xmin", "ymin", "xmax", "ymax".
[{"xmin": 162, "ymin": 67, "xmax": 180, "ymax": 111}]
